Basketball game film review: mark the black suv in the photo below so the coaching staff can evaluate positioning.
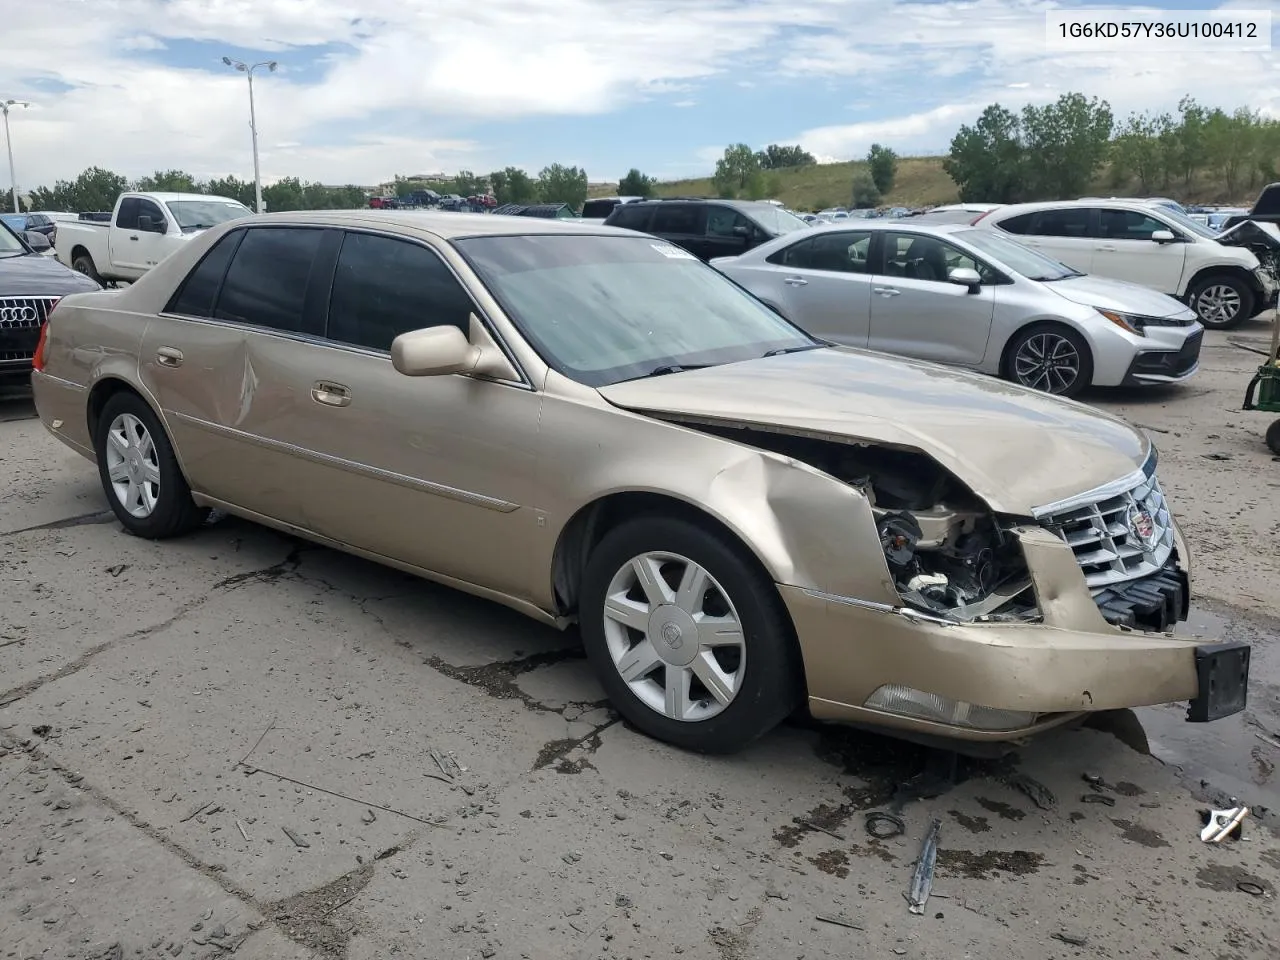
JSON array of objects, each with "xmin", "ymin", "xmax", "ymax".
[{"xmin": 603, "ymin": 198, "xmax": 810, "ymax": 261}]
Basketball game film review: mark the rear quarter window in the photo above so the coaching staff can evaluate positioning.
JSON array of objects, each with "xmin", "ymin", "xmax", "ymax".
[
  {"xmin": 163, "ymin": 230, "xmax": 245, "ymax": 318},
  {"xmin": 606, "ymin": 204, "xmax": 653, "ymax": 230},
  {"xmin": 993, "ymin": 212, "xmax": 1035, "ymax": 234}
]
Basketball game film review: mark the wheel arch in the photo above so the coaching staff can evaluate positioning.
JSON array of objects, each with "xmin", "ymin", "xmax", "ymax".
[
  {"xmin": 69, "ymin": 244, "xmax": 93, "ymax": 265},
  {"xmin": 86, "ymin": 376, "xmax": 198, "ymax": 488},
  {"xmin": 998, "ymin": 317, "xmax": 1095, "ymax": 382},
  {"xmin": 1183, "ymin": 264, "xmax": 1261, "ymax": 299}
]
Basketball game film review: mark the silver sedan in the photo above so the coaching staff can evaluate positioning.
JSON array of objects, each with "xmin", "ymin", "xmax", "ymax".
[{"xmin": 711, "ymin": 221, "xmax": 1203, "ymax": 397}]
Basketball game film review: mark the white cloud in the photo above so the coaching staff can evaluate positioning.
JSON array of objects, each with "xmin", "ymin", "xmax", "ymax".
[{"xmin": 0, "ymin": 0, "xmax": 1277, "ymax": 187}]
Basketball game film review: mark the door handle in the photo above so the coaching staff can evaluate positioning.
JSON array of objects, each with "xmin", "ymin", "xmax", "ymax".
[
  {"xmin": 156, "ymin": 346, "xmax": 184, "ymax": 367},
  {"xmin": 873, "ymin": 287, "xmax": 901, "ymax": 297},
  {"xmin": 783, "ymin": 276, "xmax": 808, "ymax": 286},
  {"xmin": 311, "ymin": 381, "xmax": 352, "ymax": 407},
  {"xmin": 129, "ymin": 235, "xmax": 139, "ymax": 241},
  {"xmin": 1095, "ymin": 244, "xmax": 1116, "ymax": 251}
]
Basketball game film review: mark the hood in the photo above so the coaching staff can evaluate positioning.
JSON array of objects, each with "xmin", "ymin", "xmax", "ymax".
[
  {"xmin": 1216, "ymin": 219, "xmax": 1280, "ymax": 253},
  {"xmin": 0, "ymin": 252, "xmax": 101, "ymax": 296},
  {"xmin": 598, "ymin": 347, "xmax": 1149, "ymax": 515},
  {"xmin": 1046, "ymin": 274, "xmax": 1192, "ymax": 318}
]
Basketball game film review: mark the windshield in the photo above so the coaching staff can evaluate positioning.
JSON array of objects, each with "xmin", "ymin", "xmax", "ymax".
[
  {"xmin": 751, "ymin": 205, "xmax": 811, "ymax": 235},
  {"xmin": 1155, "ymin": 205, "xmax": 1219, "ymax": 240},
  {"xmin": 454, "ymin": 235, "xmax": 818, "ymax": 387},
  {"xmin": 165, "ymin": 199, "xmax": 253, "ymax": 232},
  {"xmin": 954, "ymin": 228, "xmax": 1080, "ymax": 281},
  {"xmin": 0, "ymin": 219, "xmax": 27, "ymax": 255}
]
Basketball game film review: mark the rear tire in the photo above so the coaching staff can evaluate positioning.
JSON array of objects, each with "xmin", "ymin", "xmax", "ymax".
[
  {"xmin": 1004, "ymin": 322, "xmax": 1094, "ymax": 399},
  {"xmin": 579, "ymin": 515, "xmax": 803, "ymax": 754},
  {"xmin": 72, "ymin": 253, "xmax": 103, "ymax": 286},
  {"xmin": 94, "ymin": 392, "xmax": 208, "ymax": 539},
  {"xmin": 1187, "ymin": 274, "xmax": 1253, "ymax": 330}
]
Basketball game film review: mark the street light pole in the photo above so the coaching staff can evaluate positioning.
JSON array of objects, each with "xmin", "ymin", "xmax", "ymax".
[
  {"xmin": 2, "ymin": 99, "xmax": 31, "ymax": 214},
  {"xmin": 221, "ymin": 58, "xmax": 277, "ymax": 214}
]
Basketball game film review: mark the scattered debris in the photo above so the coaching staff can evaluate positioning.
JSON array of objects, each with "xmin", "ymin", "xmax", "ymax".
[
  {"xmin": 1082, "ymin": 794, "xmax": 1116, "ymax": 806},
  {"xmin": 907, "ymin": 818, "xmax": 942, "ymax": 915},
  {"xmin": 1201, "ymin": 452, "xmax": 1233, "ymax": 461},
  {"xmin": 866, "ymin": 811, "xmax": 906, "ymax": 839},
  {"xmin": 106, "ymin": 564, "xmax": 129, "ymax": 577},
  {"xmin": 1004, "ymin": 772, "xmax": 1056, "ymax": 810},
  {"xmin": 1052, "ymin": 931, "xmax": 1089, "ymax": 946},
  {"xmin": 179, "ymin": 801, "xmax": 212, "ymax": 823},
  {"xmin": 361, "ymin": 809, "xmax": 377, "ymax": 825},
  {"xmin": 794, "ymin": 816, "xmax": 845, "ymax": 841},
  {"xmin": 1256, "ymin": 733, "xmax": 1280, "ymax": 751},
  {"xmin": 1237, "ymin": 881, "xmax": 1266, "ymax": 897},
  {"xmin": 235, "ymin": 819, "xmax": 251, "ymax": 842},
  {"xmin": 31, "ymin": 724, "xmax": 51, "ymax": 737},
  {"xmin": 282, "ymin": 827, "xmax": 311, "ymax": 848},
  {"xmin": 24, "ymin": 845, "xmax": 41, "ymax": 863},
  {"xmin": 236, "ymin": 717, "xmax": 277, "ymax": 769},
  {"xmin": 1200, "ymin": 806, "xmax": 1249, "ymax": 843},
  {"xmin": 815, "ymin": 913, "xmax": 863, "ymax": 930}
]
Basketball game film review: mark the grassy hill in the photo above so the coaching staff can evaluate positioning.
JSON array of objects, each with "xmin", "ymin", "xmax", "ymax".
[{"xmin": 590, "ymin": 155, "xmax": 1263, "ymax": 211}]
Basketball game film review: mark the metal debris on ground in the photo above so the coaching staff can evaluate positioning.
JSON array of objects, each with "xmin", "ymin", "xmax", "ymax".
[
  {"xmin": 1200, "ymin": 806, "xmax": 1249, "ymax": 843},
  {"xmin": 1256, "ymin": 732, "xmax": 1280, "ymax": 751},
  {"xmin": 1237, "ymin": 881, "xmax": 1266, "ymax": 897},
  {"xmin": 31, "ymin": 724, "xmax": 51, "ymax": 737},
  {"xmin": 179, "ymin": 801, "xmax": 212, "ymax": 823},
  {"xmin": 1004, "ymin": 772, "xmax": 1056, "ymax": 810},
  {"xmin": 235, "ymin": 819, "xmax": 250, "ymax": 841},
  {"xmin": 907, "ymin": 818, "xmax": 942, "ymax": 915},
  {"xmin": 1052, "ymin": 931, "xmax": 1089, "ymax": 946},
  {"xmin": 282, "ymin": 826, "xmax": 311, "ymax": 848},
  {"xmin": 866, "ymin": 811, "xmax": 907, "ymax": 839},
  {"xmin": 815, "ymin": 913, "xmax": 863, "ymax": 930},
  {"xmin": 794, "ymin": 816, "xmax": 844, "ymax": 841},
  {"xmin": 361, "ymin": 808, "xmax": 377, "ymax": 824},
  {"xmin": 1081, "ymin": 794, "xmax": 1117, "ymax": 806}
]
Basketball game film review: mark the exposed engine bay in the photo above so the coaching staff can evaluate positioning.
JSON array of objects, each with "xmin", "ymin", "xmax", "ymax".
[
  {"xmin": 671, "ymin": 422, "xmax": 1040, "ymax": 622},
  {"xmin": 1217, "ymin": 220, "xmax": 1280, "ymax": 286}
]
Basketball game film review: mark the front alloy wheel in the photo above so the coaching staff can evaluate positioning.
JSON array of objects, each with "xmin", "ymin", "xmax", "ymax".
[
  {"xmin": 1013, "ymin": 332, "xmax": 1081, "ymax": 395},
  {"xmin": 602, "ymin": 551, "xmax": 746, "ymax": 722},
  {"xmin": 104, "ymin": 413, "xmax": 161, "ymax": 518}
]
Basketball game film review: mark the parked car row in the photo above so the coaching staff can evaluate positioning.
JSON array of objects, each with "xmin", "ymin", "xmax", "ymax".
[{"xmin": 28, "ymin": 209, "xmax": 1250, "ymax": 755}]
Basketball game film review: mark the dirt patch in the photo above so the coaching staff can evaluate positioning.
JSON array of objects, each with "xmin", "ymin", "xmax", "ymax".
[
  {"xmin": 774, "ymin": 801, "xmax": 855, "ymax": 847},
  {"xmin": 976, "ymin": 797, "xmax": 1026, "ymax": 821},
  {"xmin": 1260, "ymin": 848, "xmax": 1280, "ymax": 870},
  {"xmin": 1068, "ymin": 812, "xmax": 1086, "ymax": 823},
  {"xmin": 709, "ymin": 906, "xmax": 762, "ymax": 960},
  {"xmin": 936, "ymin": 849, "xmax": 1045, "ymax": 879},
  {"xmin": 949, "ymin": 810, "xmax": 991, "ymax": 833},
  {"xmin": 1195, "ymin": 864, "xmax": 1274, "ymax": 895},
  {"xmin": 1072, "ymin": 863, "xmax": 1099, "ymax": 886},
  {"xmin": 425, "ymin": 647, "xmax": 587, "ymax": 712},
  {"xmin": 807, "ymin": 848, "xmax": 850, "ymax": 878},
  {"xmin": 533, "ymin": 731, "xmax": 605, "ymax": 772},
  {"xmin": 848, "ymin": 841, "xmax": 897, "ymax": 864},
  {"xmin": 1112, "ymin": 781, "xmax": 1146, "ymax": 797},
  {"xmin": 1110, "ymin": 818, "xmax": 1171, "ymax": 848},
  {"xmin": 267, "ymin": 861, "xmax": 378, "ymax": 959}
]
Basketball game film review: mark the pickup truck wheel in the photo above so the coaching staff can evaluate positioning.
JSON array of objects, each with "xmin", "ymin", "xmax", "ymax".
[
  {"xmin": 95, "ymin": 393, "xmax": 209, "ymax": 539},
  {"xmin": 72, "ymin": 254, "xmax": 103, "ymax": 285},
  {"xmin": 579, "ymin": 515, "xmax": 803, "ymax": 754},
  {"xmin": 1188, "ymin": 275, "xmax": 1253, "ymax": 329}
]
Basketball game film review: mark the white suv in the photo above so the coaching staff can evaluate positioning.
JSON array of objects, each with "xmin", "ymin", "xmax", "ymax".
[{"xmin": 976, "ymin": 200, "xmax": 1277, "ymax": 329}]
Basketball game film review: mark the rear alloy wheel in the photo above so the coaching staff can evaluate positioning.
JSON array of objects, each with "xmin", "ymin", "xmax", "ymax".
[
  {"xmin": 95, "ymin": 392, "xmax": 209, "ymax": 538},
  {"xmin": 1007, "ymin": 324, "xmax": 1093, "ymax": 398},
  {"xmin": 580, "ymin": 516, "xmax": 802, "ymax": 753},
  {"xmin": 1188, "ymin": 275, "xmax": 1253, "ymax": 330}
]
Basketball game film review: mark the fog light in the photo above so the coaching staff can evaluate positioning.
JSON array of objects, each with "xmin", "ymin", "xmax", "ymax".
[{"xmin": 864, "ymin": 685, "xmax": 1036, "ymax": 731}]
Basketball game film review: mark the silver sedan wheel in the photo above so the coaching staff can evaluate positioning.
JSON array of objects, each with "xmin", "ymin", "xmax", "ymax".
[
  {"xmin": 601, "ymin": 551, "xmax": 746, "ymax": 723},
  {"xmin": 104, "ymin": 413, "xmax": 161, "ymax": 518},
  {"xmin": 1193, "ymin": 284, "xmax": 1241, "ymax": 325},
  {"xmin": 1013, "ymin": 332, "xmax": 1082, "ymax": 395}
]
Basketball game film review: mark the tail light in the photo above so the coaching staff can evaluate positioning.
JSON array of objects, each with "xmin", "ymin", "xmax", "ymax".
[{"xmin": 31, "ymin": 299, "xmax": 59, "ymax": 372}]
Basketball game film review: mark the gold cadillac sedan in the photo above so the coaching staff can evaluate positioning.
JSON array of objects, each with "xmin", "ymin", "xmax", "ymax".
[{"xmin": 31, "ymin": 211, "xmax": 1249, "ymax": 753}]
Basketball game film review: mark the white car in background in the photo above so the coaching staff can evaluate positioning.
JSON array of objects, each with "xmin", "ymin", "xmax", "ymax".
[
  {"xmin": 712, "ymin": 220, "xmax": 1202, "ymax": 398},
  {"xmin": 975, "ymin": 199, "xmax": 1277, "ymax": 329}
]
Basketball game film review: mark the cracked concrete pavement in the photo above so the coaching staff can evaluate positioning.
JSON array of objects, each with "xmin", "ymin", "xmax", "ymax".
[{"xmin": 1, "ymin": 321, "xmax": 1278, "ymax": 960}]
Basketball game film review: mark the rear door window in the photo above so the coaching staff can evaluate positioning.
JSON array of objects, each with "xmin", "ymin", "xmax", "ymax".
[
  {"xmin": 1098, "ymin": 208, "xmax": 1167, "ymax": 240},
  {"xmin": 213, "ymin": 227, "xmax": 327, "ymax": 335},
  {"xmin": 650, "ymin": 204, "xmax": 704, "ymax": 235},
  {"xmin": 1031, "ymin": 208, "xmax": 1093, "ymax": 238},
  {"xmin": 767, "ymin": 231, "xmax": 873, "ymax": 273},
  {"xmin": 607, "ymin": 204, "xmax": 653, "ymax": 230}
]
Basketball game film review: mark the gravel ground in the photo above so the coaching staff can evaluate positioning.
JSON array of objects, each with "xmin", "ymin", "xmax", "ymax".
[{"xmin": 1, "ymin": 319, "xmax": 1277, "ymax": 960}]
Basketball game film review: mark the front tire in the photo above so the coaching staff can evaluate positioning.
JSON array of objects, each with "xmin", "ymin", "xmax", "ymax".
[
  {"xmin": 579, "ymin": 515, "xmax": 803, "ymax": 753},
  {"xmin": 1004, "ymin": 323, "xmax": 1093, "ymax": 399},
  {"xmin": 1187, "ymin": 274, "xmax": 1253, "ymax": 330},
  {"xmin": 95, "ymin": 392, "xmax": 208, "ymax": 538}
]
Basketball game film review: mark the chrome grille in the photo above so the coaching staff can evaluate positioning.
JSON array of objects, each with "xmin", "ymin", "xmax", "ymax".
[
  {"xmin": 0, "ymin": 297, "xmax": 58, "ymax": 330},
  {"xmin": 1036, "ymin": 468, "xmax": 1175, "ymax": 590}
]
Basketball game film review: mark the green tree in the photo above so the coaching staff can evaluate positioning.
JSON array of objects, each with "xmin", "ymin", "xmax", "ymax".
[
  {"xmin": 712, "ymin": 144, "xmax": 761, "ymax": 198},
  {"xmin": 1110, "ymin": 112, "xmax": 1164, "ymax": 193},
  {"xmin": 755, "ymin": 144, "xmax": 815, "ymax": 170},
  {"xmin": 27, "ymin": 166, "xmax": 131, "ymax": 213},
  {"xmin": 444, "ymin": 170, "xmax": 485, "ymax": 196},
  {"xmin": 1204, "ymin": 107, "xmax": 1255, "ymax": 198},
  {"xmin": 943, "ymin": 104, "xmax": 1026, "ymax": 203},
  {"xmin": 765, "ymin": 173, "xmax": 784, "ymax": 198},
  {"xmin": 205, "ymin": 175, "xmax": 256, "ymax": 207},
  {"xmin": 850, "ymin": 172, "xmax": 881, "ymax": 209},
  {"xmin": 133, "ymin": 169, "xmax": 200, "ymax": 193},
  {"xmin": 1172, "ymin": 96, "xmax": 1210, "ymax": 188},
  {"xmin": 1019, "ymin": 93, "xmax": 1113, "ymax": 199},
  {"xmin": 866, "ymin": 144, "xmax": 898, "ymax": 194},
  {"xmin": 618, "ymin": 168, "xmax": 656, "ymax": 197},
  {"xmin": 489, "ymin": 166, "xmax": 538, "ymax": 204},
  {"xmin": 262, "ymin": 176, "xmax": 305, "ymax": 212},
  {"xmin": 537, "ymin": 163, "xmax": 589, "ymax": 209}
]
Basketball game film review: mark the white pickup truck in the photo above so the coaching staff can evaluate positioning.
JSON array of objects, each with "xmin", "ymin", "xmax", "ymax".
[{"xmin": 55, "ymin": 191, "xmax": 252, "ymax": 284}]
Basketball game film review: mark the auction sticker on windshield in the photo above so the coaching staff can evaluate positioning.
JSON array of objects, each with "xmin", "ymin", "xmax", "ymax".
[{"xmin": 650, "ymin": 243, "xmax": 697, "ymax": 260}]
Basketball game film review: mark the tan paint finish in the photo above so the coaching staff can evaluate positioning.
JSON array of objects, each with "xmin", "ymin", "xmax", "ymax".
[{"xmin": 31, "ymin": 210, "xmax": 1224, "ymax": 744}]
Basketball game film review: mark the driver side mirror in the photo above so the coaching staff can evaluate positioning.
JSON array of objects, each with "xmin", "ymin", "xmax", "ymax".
[
  {"xmin": 948, "ymin": 267, "xmax": 982, "ymax": 293},
  {"xmin": 137, "ymin": 215, "xmax": 163, "ymax": 233},
  {"xmin": 23, "ymin": 230, "xmax": 51, "ymax": 252},
  {"xmin": 1150, "ymin": 229, "xmax": 1177, "ymax": 243},
  {"xmin": 391, "ymin": 316, "xmax": 520, "ymax": 380}
]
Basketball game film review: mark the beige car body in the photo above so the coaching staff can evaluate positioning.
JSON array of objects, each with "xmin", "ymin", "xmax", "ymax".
[{"xmin": 31, "ymin": 211, "xmax": 1241, "ymax": 747}]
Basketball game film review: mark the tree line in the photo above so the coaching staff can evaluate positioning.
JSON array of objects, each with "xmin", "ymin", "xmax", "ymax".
[{"xmin": 945, "ymin": 93, "xmax": 1280, "ymax": 204}]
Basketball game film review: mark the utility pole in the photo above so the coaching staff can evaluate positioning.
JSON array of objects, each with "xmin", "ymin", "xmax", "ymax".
[
  {"xmin": 221, "ymin": 59, "xmax": 278, "ymax": 214},
  {"xmin": 2, "ymin": 99, "xmax": 31, "ymax": 214}
]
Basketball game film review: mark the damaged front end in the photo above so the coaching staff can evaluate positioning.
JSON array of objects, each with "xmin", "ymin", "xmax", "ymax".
[{"xmin": 1217, "ymin": 219, "xmax": 1280, "ymax": 297}]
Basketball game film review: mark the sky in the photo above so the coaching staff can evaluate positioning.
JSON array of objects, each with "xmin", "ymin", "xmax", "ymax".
[{"xmin": 2, "ymin": 0, "xmax": 1278, "ymax": 192}]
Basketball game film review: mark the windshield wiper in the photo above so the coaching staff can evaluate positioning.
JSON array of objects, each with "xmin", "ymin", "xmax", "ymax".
[
  {"xmin": 645, "ymin": 363, "xmax": 716, "ymax": 377},
  {"xmin": 762, "ymin": 344, "xmax": 822, "ymax": 357}
]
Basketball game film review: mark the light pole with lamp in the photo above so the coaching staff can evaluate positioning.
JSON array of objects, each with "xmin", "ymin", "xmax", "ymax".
[
  {"xmin": 2, "ymin": 99, "xmax": 31, "ymax": 214},
  {"xmin": 221, "ymin": 58, "xmax": 277, "ymax": 214}
]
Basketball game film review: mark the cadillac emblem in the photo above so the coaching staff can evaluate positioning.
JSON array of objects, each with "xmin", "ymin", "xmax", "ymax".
[{"xmin": 1128, "ymin": 507, "xmax": 1156, "ymax": 546}]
